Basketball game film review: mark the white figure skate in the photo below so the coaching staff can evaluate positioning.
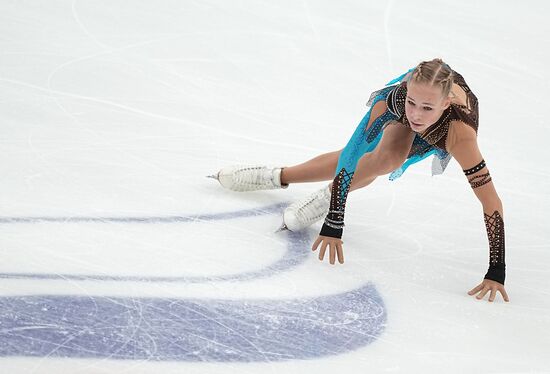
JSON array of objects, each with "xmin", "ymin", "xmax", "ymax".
[
  {"xmin": 278, "ymin": 186, "xmax": 331, "ymax": 232},
  {"xmin": 208, "ymin": 165, "xmax": 288, "ymax": 192}
]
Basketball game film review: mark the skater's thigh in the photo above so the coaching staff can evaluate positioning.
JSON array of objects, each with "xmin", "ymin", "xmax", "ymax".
[
  {"xmin": 357, "ymin": 122, "xmax": 415, "ymax": 175},
  {"xmin": 376, "ymin": 122, "xmax": 415, "ymax": 158}
]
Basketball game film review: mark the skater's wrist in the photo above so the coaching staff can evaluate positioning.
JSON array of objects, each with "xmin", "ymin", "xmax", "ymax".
[
  {"xmin": 482, "ymin": 210, "xmax": 506, "ymax": 286},
  {"xmin": 484, "ymin": 264, "xmax": 505, "ymax": 285},
  {"xmin": 320, "ymin": 223, "xmax": 343, "ymax": 239}
]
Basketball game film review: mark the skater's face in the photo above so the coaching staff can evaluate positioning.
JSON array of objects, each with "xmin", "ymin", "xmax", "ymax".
[{"xmin": 405, "ymin": 81, "xmax": 451, "ymax": 133}]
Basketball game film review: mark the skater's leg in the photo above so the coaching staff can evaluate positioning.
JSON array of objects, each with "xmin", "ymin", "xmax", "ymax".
[
  {"xmin": 215, "ymin": 103, "xmax": 412, "ymax": 194},
  {"xmin": 280, "ymin": 150, "xmax": 341, "ymax": 185},
  {"xmin": 283, "ymin": 121, "xmax": 414, "ymax": 189},
  {"xmin": 347, "ymin": 122, "xmax": 415, "ymax": 191},
  {"xmin": 214, "ymin": 150, "xmax": 341, "ymax": 192},
  {"xmin": 349, "ymin": 174, "xmax": 377, "ymax": 191},
  {"xmin": 281, "ymin": 101, "xmax": 391, "ymax": 185},
  {"xmin": 281, "ymin": 123, "xmax": 414, "ymax": 232},
  {"xmin": 282, "ymin": 122, "xmax": 414, "ymax": 230}
]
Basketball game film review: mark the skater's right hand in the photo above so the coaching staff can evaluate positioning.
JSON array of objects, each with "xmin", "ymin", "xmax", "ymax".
[{"xmin": 311, "ymin": 235, "xmax": 344, "ymax": 265}]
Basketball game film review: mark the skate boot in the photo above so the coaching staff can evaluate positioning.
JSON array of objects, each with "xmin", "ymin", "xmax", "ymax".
[
  {"xmin": 279, "ymin": 185, "xmax": 331, "ymax": 232},
  {"xmin": 208, "ymin": 165, "xmax": 288, "ymax": 192}
]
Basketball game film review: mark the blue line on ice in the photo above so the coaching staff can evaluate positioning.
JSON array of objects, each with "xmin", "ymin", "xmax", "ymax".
[
  {"xmin": 0, "ymin": 284, "xmax": 386, "ymax": 361},
  {"xmin": 0, "ymin": 204, "xmax": 387, "ymax": 360},
  {"xmin": 0, "ymin": 203, "xmax": 311, "ymax": 283}
]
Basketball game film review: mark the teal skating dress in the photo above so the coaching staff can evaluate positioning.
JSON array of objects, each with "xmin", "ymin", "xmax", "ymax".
[{"xmin": 320, "ymin": 70, "xmax": 479, "ymax": 239}]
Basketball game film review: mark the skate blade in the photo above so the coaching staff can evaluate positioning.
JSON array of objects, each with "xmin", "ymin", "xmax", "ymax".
[{"xmin": 275, "ymin": 223, "xmax": 289, "ymax": 233}]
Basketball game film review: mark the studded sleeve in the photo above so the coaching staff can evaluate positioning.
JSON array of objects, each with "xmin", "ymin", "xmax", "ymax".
[{"xmin": 448, "ymin": 123, "xmax": 506, "ymax": 284}]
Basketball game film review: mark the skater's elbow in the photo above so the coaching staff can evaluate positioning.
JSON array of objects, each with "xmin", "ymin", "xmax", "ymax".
[{"xmin": 478, "ymin": 193, "xmax": 503, "ymax": 212}]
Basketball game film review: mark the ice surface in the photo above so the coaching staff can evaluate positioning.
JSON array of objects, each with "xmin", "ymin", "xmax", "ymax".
[{"xmin": 1, "ymin": 0, "xmax": 550, "ymax": 373}]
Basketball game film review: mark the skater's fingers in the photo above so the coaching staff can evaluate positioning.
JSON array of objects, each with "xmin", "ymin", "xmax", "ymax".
[
  {"xmin": 476, "ymin": 287, "xmax": 490, "ymax": 300},
  {"xmin": 488, "ymin": 288, "xmax": 497, "ymax": 302},
  {"xmin": 336, "ymin": 243, "xmax": 344, "ymax": 264},
  {"xmin": 319, "ymin": 241, "xmax": 329, "ymax": 261},
  {"xmin": 329, "ymin": 244, "xmax": 336, "ymax": 265},
  {"xmin": 500, "ymin": 287, "xmax": 510, "ymax": 302},
  {"xmin": 468, "ymin": 283, "xmax": 484, "ymax": 296},
  {"xmin": 499, "ymin": 288, "xmax": 510, "ymax": 302},
  {"xmin": 311, "ymin": 237, "xmax": 323, "ymax": 252}
]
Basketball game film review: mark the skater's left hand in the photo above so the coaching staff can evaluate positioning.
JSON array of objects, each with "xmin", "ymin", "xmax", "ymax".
[
  {"xmin": 468, "ymin": 279, "xmax": 510, "ymax": 302},
  {"xmin": 311, "ymin": 235, "xmax": 344, "ymax": 265}
]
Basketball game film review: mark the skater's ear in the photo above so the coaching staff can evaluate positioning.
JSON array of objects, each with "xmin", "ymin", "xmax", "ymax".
[{"xmin": 441, "ymin": 94, "xmax": 452, "ymax": 110}]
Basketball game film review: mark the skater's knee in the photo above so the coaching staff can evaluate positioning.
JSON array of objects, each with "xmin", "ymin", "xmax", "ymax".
[
  {"xmin": 350, "ymin": 175, "xmax": 377, "ymax": 190},
  {"xmin": 371, "ymin": 151, "xmax": 407, "ymax": 175}
]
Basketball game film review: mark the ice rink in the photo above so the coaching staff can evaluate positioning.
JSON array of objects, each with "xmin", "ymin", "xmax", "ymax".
[{"xmin": 1, "ymin": 0, "xmax": 550, "ymax": 372}]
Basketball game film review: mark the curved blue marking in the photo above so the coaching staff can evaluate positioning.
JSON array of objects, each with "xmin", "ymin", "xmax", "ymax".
[
  {"xmin": 0, "ymin": 283, "xmax": 386, "ymax": 361},
  {"xmin": 0, "ymin": 203, "xmax": 311, "ymax": 283}
]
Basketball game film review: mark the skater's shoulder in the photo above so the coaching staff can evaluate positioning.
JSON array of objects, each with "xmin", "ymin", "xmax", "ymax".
[{"xmin": 446, "ymin": 119, "xmax": 478, "ymax": 154}]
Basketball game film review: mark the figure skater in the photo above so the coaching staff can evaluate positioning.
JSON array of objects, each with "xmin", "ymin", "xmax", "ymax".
[{"xmin": 210, "ymin": 58, "xmax": 509, "ymax": 303}]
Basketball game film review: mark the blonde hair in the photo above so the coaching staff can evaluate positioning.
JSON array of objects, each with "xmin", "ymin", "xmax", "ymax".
[{"xmin": 410, "ymin": 58, "xmax": 454, "ymax": 97}]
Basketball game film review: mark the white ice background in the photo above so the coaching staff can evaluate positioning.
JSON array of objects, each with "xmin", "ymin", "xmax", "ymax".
[{"xmin": 1, "ymin": 0, "xmax": 550, "ymax": 373}]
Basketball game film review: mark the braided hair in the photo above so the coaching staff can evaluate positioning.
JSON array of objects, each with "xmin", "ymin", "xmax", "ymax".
[{"xmin": 410, "ymin": 58, "xmax": 454, "ymax": 97}]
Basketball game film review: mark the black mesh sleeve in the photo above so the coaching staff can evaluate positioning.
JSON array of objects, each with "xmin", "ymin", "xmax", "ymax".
[
  {"xmin": 483, "ymin": 210, "xmax": 506, "ymax": 285},
  {"xmin": 319, "ymin": 168, "xmax": 354, "ymax": 239}
]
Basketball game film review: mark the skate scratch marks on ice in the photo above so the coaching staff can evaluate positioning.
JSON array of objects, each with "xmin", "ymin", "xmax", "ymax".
[{"xmin": 0, "ymin": 284, "xmax": 387, "ymax": 361}]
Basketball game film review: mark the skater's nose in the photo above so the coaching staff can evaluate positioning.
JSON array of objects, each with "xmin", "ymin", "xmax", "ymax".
[{"xmin": 409, "ymin": 108, "xmax": 423, "ymax": 123}]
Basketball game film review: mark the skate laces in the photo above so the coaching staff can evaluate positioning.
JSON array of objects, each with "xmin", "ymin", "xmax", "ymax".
[
  {"xmin": 293, "ymin": 188, "xmax": 330, "ymax": 224},
  {"xmin": 235, "ymin": 166, "xmax": 273, "ymax": 188}
]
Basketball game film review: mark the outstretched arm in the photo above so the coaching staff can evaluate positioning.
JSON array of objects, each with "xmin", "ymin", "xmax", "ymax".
[
  {"xmin": 448, "ymin": 122, "xmax": 510, "ymax": 302},
  {"xmin": 312, "ymin": 95, "xmax": 396, "ymax": 264}
]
